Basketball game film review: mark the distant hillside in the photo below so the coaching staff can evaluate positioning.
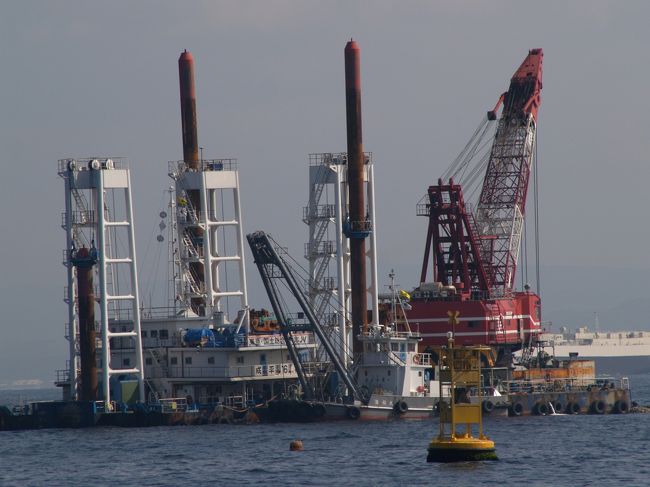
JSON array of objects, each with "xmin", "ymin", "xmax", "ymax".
[{"xmin": 540, "ymin": 265, "xmax": 650, "ymax": 331}]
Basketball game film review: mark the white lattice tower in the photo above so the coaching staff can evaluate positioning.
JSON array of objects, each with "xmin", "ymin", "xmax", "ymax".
[
  {"xmin": 168, "ymin": 159, "xmax": 249, "ymax": 330},
  {"xmin": 60, "ymin": 158, "xmax": 145, "ymax": 404},
  {"xmin": 304, "ymin": 153, "xmax": 379, "ymax": 366}
]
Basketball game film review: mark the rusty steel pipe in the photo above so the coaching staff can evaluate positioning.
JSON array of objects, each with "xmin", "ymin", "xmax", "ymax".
[
  {"xmin": 74, "ymin": 247, "xmax": 98, "ymax": 401},
  {"xmin": 344, "ymin": 39, "xmax": 368, "ymax": 355},
  {"xmin": 178, "ymin": 50, "xmax": 205, "ymax": 315},
  {"xmin": 179, "ymin": 50, "xmax": 199, "ymax": 170}
]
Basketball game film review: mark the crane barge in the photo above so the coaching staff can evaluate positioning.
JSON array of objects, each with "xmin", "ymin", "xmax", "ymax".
[{"xmin": 406, "ymin": 49, "xmax": 544, "ymax": 364}]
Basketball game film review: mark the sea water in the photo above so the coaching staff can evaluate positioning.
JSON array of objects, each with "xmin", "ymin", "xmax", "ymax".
[{"xmin": 1, "ymin": 373, "xmax": 649, "ymax": 486}]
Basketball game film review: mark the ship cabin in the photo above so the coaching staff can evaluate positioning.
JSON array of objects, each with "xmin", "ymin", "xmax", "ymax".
[
  {"xmin": 103, "ymin": 309, "xmax": 316, "ymax": 408},
  {"xmin": 356, "ymin": 325, "xmax": 437, "ymax": 399}
]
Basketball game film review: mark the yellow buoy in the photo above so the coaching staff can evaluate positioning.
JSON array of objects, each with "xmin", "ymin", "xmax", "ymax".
[
  {"xmin": 427, "ymin": 333, "xmax": 498, "ymax": 462},
  {"xmin": 290, "ymin": 439, "xmax": 304, "ymax": 451}
]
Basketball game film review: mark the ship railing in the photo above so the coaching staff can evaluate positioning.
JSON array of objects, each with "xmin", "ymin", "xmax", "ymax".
[
  {"xmin": 304, "ymin": 240, "xmax": 336, "ymax": 257},
  {"xmin": 138, "ymin": 306, "xmax": 202, "ymax": 320},
  {"xmin": 141, "ymin": 337, "xmax": 183, "ymax": 348},
  {"xmin": 158, "ymin": 397, "xmax": 189, "ymax": 413},
  {"xmin": 61, "ymin": 210, "xmax": 97, "ymax": 229},
  {"xmin": 308, "ymin": 152, "xmax": 372, "ymax": 166},
  {"xmin": 302, "ymin": 204, "xmax": 336, "ymax": 222},
  {"xmin": 110, "ymin": 306, "xmax": 193, "ymax": 321},
  {"xmin": 298, "ymin": 361, "xmax": 333, "ymax": 375},
  {"xmin": 505, "ymin": 376, "xmax": 630, "ymax": 394},
  {"xmin": 246, "ymin": 332, "xmax": 314, "ymax": 347},
  {"xmin": 168, "ymin": 159, "xmax": 238, "ymax": 178},
  {"xmin": 55, "ymin": 369, "xmax": 70, "ymax": 384},
  {"xmin": 94, "ymin": 400, "xmax": 119, "ymax": 413},
  {"xmin": 361, "ymin": 329, "xmax": 421, "ymax": 340},
  {"xmin": 224, "ymin": 395, "xmax": 245, "ymax": 409},
  {"xmin": 146, "ymin": 362, "xmax": 300, "ymax": 380},
  {"xmin": 58, "ymin": 158, "xmax": 127, "ymax": 176}
]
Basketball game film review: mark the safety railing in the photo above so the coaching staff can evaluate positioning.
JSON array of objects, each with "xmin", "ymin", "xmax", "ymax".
[
  {"xmin": 505, "ymin": 376, "xmax": 630, "ymax": 394},
  {"xmin": 302, "ymin": 204, "xmax": 336, "ymax": 222},
  {"xmin": 168, "ymin": 159, "xmax": 238, "ymax": 178},
  {"xmin": 146, "ymin": 362, "xmax": 301, "ymax": 380}
]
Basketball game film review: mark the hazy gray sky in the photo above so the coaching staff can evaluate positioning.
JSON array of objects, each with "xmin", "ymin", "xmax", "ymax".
[{"xmin": 1, "ymin": 1, "xmax": 649, "ymax": 385}]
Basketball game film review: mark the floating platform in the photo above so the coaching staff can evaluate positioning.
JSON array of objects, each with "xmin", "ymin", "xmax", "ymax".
[
  {"xmin": 0, "ymin": 400, "xmax": 259, "ymax": 431},
  {"xmin": 427, "ymin": 436, "xmax": 498, "ymax": 462}
]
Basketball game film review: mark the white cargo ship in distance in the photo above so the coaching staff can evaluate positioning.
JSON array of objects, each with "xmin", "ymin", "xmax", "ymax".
[{"xmin": 540, "ymin": 327, "xmax": 650, "ymax": 375}]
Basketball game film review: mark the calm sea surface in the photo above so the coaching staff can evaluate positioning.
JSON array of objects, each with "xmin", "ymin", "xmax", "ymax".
[{"xmin": 1, "ymin": 373, "xmax": 649, "ymax": 487}]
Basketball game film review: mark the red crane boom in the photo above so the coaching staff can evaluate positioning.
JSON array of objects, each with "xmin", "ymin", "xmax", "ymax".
[{"xmin": 476, "ymin": 49, "xmax": 543, "ymax": 295}]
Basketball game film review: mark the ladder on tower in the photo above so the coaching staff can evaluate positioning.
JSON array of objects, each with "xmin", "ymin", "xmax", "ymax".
[{"xmin": 93, "ymin": 163, "xmax": 145, "ymax": 405}]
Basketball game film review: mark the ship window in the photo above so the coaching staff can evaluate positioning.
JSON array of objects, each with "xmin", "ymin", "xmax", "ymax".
[
  {"xmin": 208, "ymin": 356, "xmax": 215, "ymax": 365},
  {"xmin": 418, "ymin": 371, "xmax": 422, "ymax": 377},
  {"xmin": 185, "ymin": 357, "xmax": 192, "ymax": 365},
  {"xmin": 468, "ymin": 320, "xmax": 481, "ymax": 328},
  {"xmin": 408, "ymin": 343, "xmax": 415, "ymax": 352},
  {"xmin": 364, "ymin": 370, "xmax": 368, "ymax": 376},
  {"xmin": 391, "ymin": 343, "xmax": 399, "ymax": 351},
  {"xmin": 387, "ymin": 370, "xmax": 391, "ymax": 376},
  {"xmin": 170, "ymin": 357, "xmax": 178, "ymax": 365},
  {"xmin": 145, "ymin": 357, "xmax": 153, "ymax": 365},
  {"xmin": 236, "ymin": 356, "xmax": 244, "ymax": 364},
  {"xmin": 123, "ymin": 358, "xmax": 130, "ymax": 366},
  {"xmin": 160, "ymin": 329, "xmax": 169, "ymax": 339},
  {"xmin": 141, "ymin": 330, "xmax": 147, "ymax": 338},
  {"xmin": 150, "ymin": 330, "xmax": 158, "ymax": 338}
]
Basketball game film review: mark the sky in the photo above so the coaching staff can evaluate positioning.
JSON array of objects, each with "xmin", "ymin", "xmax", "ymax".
[{"xmin": 1, "ymin": 0, "xmax": 649, "ymax": 385}]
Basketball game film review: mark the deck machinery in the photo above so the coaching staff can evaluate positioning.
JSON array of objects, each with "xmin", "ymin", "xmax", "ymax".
[{"xmin": 407, "ymin": 49, "xmax": 544, "ymax": 360}]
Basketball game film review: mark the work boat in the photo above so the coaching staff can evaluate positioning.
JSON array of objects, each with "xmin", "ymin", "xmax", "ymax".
[{"xmin": 352, "ymin": 325, "xmax": 438, "ymax": 420}]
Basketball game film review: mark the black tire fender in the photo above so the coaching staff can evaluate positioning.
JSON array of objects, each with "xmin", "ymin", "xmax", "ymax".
[
  {"xmin": 346, "ymin": 406, "xmax": 361, "ymax": 420},
  {"xmin": 532, "ymin": 402, "xmax": 548, "ymax": 416},
  {"xmin": 510, "ymin": 402, "xmax": 524, "ymax": 417},
  {"xmin": 394, "ymin": 400, "xmax": 408, "ymax": 414},
  {"xmin": 482, "ymin": 400, "xmax": 494, "ymax": 414},
  {"xmin": 613, "ymin": 400, "xmax": 629, "ymax": 414},
  {"xmin": 566, "ymin": 402, "xmax": 580, "ymax": 414},
  {"xmin": 590, "ymin": 400, "xmax": 606, "ymax": 415}
]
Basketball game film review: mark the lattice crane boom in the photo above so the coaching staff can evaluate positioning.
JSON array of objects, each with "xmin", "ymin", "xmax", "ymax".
[{"xmin": 475, "ymin": 48, "xmax": 543, "ymax": 295}]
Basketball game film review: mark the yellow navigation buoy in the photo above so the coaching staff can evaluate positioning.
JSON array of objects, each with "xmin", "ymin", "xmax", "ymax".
[
  {"xmin": 427, "ymin": 334, "xmax": 498, "ymax": 462},
  {"xmin": 290, "ymin": 439, "xmax": 304, "ymax": 451}
]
